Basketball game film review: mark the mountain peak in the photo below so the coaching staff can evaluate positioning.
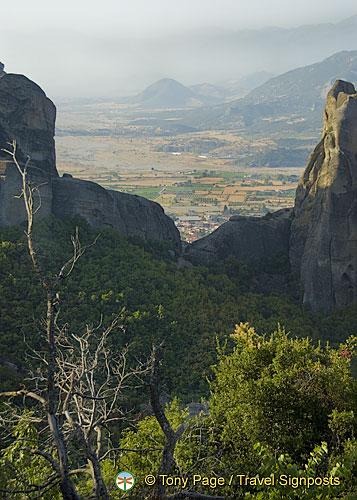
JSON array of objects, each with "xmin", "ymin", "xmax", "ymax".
[{"xmin": 135, "ymin": 78, "xmax": 196, "ymax": 108}]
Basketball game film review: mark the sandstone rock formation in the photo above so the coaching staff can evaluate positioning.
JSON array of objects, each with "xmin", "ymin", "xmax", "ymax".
[
  {"xmin": 0, "ymin": 161, "xmax": 53, "ymax": 226},
  {"xmin": 185, "ymin": 80, "xmax": 357, "ymax": 311},
  {"xmin": 290, "ymin": 80, "xmax": 357, "ymax": 311},
  {"xmin": 0, "ymin": 72, "xmax": 57, "ymax": 177},
  {"xmin": 0, "ymin": 71, "xmax": 180, "ymax": 250},
  {"xmin": 0, "ymin": 71, "xmax": 56, "ymax": 225},
  {"xmin": 184, "ymin": 208, "xmax": 293, "ymax": 265},
  {"xmin": 52, "ymin": 176, "xmax": 180, "ymax": 248}
]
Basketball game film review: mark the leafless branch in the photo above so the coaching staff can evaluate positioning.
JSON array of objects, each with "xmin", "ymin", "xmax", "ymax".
[
  {"xmin": 53, "ymin": 228, "xmax": 100, "ymax": 289},
  {"xmin": 149, "ymin": 344, "xmax": 187, "ymax": 500},
  {"xmin": 24, "ymin": 447, "xmax": 60, "ymax": 473},
  {"xmin": 0, "ymin": 389, "xmax": 46, "ymax": 405},
  {"xmin": 148, "ymin": 345, "xmax": 229, "ymax": 500},
  {"xmin": 1, "ymin": 141, "xmax": 82, "ymax": 500}
]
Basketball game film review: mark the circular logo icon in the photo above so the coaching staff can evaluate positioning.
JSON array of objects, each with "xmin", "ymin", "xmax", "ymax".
[{"xmin": 116, "ymin": 471, "xmax": 135, "ymax": 491}]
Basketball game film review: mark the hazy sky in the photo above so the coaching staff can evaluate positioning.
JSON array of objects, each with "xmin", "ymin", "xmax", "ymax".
[{"xmin": 1, "ymin": 0, "xmax": 357, "ymax": 98}]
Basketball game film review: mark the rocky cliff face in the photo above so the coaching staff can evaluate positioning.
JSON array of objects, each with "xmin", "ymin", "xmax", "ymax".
[
  {"xmin": 0, "ymin": 70, "xmax": 181, "ymax": 250},
  {"xmin": 0, "ymin": 71, "xmax": 57, "ymax": 225},
  {"xmin": 186, "ymin": 80, "xmax": 357, "ymax": 311},
  {"xmin": 0, "ymin": 71, "xmax": 57, "ymax": 177},
  {"xmin": 0, "ymin": 161, "xmax": 53, "ymax": 226},
  {"xmin": 52, "ymin": 176, "xmax": 180, "ymax": 248},
  {"xmin": 184, "ymin": 208, "xmax": 293, "ymax": 265},
  {"xmin": 290, "ymin": 80, "xmax": 357, "ymax": 311}
]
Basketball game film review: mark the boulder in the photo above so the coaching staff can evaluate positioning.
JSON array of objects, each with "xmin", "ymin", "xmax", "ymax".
[
  {"xmin": 290, "ymin": 80, "xmax": 357, "ymax": 311},
  {"xmin": 184, "ymin": 208, "xmax": 293, "ymax": 265}
]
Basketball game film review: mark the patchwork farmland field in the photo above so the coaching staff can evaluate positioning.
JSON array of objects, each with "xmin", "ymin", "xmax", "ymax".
[{"xmin": 55, "ymin": 102, "xmax": 305, "ymax": 241}]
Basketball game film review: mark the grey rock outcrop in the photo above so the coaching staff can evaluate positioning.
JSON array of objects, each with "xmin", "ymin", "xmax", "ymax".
[
  {"xmin": 0, "ymin": 71, "xmax": 181, "ymax": 249},
  {"xmin": 290, "ymin": 80, "xmax": 357, "ymax": 311},
  {"xmin": 0, "ymin": 71, "xmax": 56, "ymax": 225},
  {"xmin": 0, "ymin": 161, "xmax": 53, "ymax": 226},
  {"xmin": 186, "ymin": 80, "xmax": 357, "ymax": 311},
  {"xmin": 184, "ymin": 208, "xmax": 293, "ymax": 265},
  {"xmin": 52, "ymin": 176, "xmax": 180, "ymax": 249},
  {"xmin": 0, "ymin": 73, "xmax": 57, "ymax": 177}
]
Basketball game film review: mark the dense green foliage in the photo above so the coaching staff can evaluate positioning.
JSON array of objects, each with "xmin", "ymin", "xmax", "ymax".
[
  {"xmin": 245, "ymin": 440, "xmax": 357, "ymax": 500},
  {"xmin": 207, "ymin": 325, "xmax": 356, "ymax": 477},
  {"xmin": 0, "ymin": 217, "xmax": 356, "ymax": 498},
  {"xmin": 1, "ymin": 323, "xmax": 355, "ymax": 499},
  {"xmin": 118, "ymin": 326, "xmax": 356, "ymax": 499},
  {"xmin": 1, "ymin": 216, "xmax": 357, "ymax": 399}
]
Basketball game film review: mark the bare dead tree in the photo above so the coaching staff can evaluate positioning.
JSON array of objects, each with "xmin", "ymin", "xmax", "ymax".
[
  {"xmin": 0, "ymin": 142, "xmax": 149, "ymax": 500},
  {"xmin": 0, "ymin": 140, "xmax": 83, "ymax": 500},
  {"xmin": 149, "ymin": 344, "xmax": 230, "ymax": 500},
  {"xmin": 21, "ymin": 317, "xmax": 149, "ymax": 500}
]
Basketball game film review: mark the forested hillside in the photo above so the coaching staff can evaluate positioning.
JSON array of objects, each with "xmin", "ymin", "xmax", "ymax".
[
  {"xmin": 1, "ymin": 216, "xmax": 357, "ymax": 399},
  {"xmin": 0, "ymin": 217, "xmax": 356, "ymax": 498}
]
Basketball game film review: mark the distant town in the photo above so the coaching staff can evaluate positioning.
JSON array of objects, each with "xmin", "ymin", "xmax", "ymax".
[
  {"xmin": 55, "ymin": 103, "xmax": 302, "ymax": 242},
  {"xmin": 57, "ymin": 147, "xmax": 298, "ymax": 241}
]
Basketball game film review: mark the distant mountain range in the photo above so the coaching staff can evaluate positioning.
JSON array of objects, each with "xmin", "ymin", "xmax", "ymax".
[
  {"xmin": 105, "ymin": 15, "xmax": 357, "ymax": 98},
  {"xmin": 218, "ymin": 72, "xmax": 275, "ymax": 98},
  {"xmin": 126, "ymin": 50, "xmax": 357, "ymax": 125},
  {"xmin": 147, "ymin": 15, "xmax": 357, "ymax": 87},
  {"xmin": 127, "ymin": 72, "xmax": 275, "ymax": 109},
  {"xmin": 126, "ymin": 50, "xmax": 357, "ymax": 167},
  {"xmin": 231, "ymin": 50, "xmax": 357, "ymax": 125},
  {"xmin": 179, "ymin": 50, "xmax": 357, "ymax": 133}
]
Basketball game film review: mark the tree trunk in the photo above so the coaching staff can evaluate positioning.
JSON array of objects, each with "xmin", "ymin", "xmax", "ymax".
[{"xmin": 46, "ymin": 290, "xmax": 82, "ymax": 500}]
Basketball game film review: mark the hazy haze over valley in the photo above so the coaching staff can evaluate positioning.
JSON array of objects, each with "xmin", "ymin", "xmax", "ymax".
[
  {"xmin": 3, "ymin": 1, "xmax": 357, "ymax": 242},
  {"xmin": 1, "ymin": 0, "xmax": 357, "ymax": 99}
]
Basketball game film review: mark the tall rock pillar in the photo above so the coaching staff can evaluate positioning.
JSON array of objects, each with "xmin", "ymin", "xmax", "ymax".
[
  {"xmin": 0, "ymin": 72, "xmax": 57, "ymax": 225},
  {"xmin": 290, "ymin": 80, "xmax": 357, "ymax": 311}
]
